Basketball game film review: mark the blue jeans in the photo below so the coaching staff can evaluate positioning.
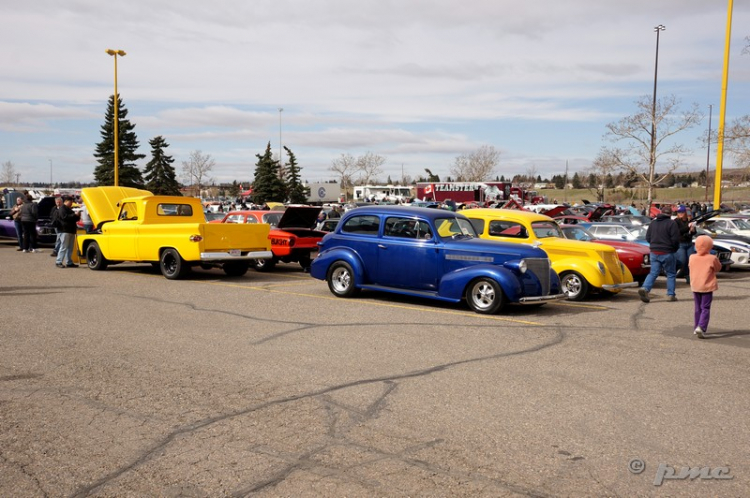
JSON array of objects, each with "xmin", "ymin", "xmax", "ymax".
[
  {"xmin": 54, "ymin": 228, "xmax": 62, "ymax": 254},
  {"xmin": 56, "ymin": 232, "xmax": 75, "ymax": 266},
  {"xmin": 14, "ymin": 219, "xmax": 23, "ymax": 248},
  {"xmin": 675, "ymin": 242, "xmax": 694, "ymax": 277},
  {"xmin": 642, "ymin": 252, "xmax": 677, "ymax": 297}
]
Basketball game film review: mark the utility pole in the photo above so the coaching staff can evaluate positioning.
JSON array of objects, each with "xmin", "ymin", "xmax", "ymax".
[{"xmin": 705, "ymin": 104, "xmax": 713, "ymax": 202}]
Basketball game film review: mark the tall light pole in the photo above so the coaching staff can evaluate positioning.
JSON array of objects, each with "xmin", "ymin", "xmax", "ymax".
[
  {"xmin": 278, "ymin": 108, "xmax": 284, "ymax": 179},
  {"xmin": 648, "ymin": 24, "xmax": 665, "ymax": 214},
  {"xmin": 705, "ymin": 104, "xmax": 713, "ymax": 202},
  {"xmin": 49, "ymin": 159, "xmax": 52, "ymax": 186},
  {"xmin": 106, "ymin": 49, "xmax": 126, "ymax": 186},
  {"xmin": 713, "ymin": 0, "xmax": 734, "ymax": 210}
]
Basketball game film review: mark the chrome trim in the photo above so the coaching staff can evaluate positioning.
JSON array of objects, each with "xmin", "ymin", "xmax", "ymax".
[
  {"xmin": 201, "ymin": 250, "xmax": 273, "ymax": 261},
  {"xmin": 601, "ymin": 282, "xmax": 639, "ymax": 290},
  {"xmin": 519, "ymin": 293, "xmax": 567, "ymax": 303}
]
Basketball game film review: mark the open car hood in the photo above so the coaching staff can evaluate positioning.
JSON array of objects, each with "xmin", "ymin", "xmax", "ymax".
[
  {"xmin": 691, "ymin": 209, "xmax": 721, "ymax": 225},
  {"xmin": 81, "ymin": 186, "xmax": 153, "ymax": 226},
  {"xmin": 276, "ymin": 206, "xmax": 322, "ymax": 229},
  {"xmin": 36, "ymin": 197, "xmax": 57, "ymax": 220}
]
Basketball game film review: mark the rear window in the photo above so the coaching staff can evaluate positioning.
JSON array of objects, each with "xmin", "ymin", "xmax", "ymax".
[
  {"xmin": 157, "ymin": 204, "xmax": 193, "ymax": 217},
  {"xmin": 341, "ymin": 215, "xmax": 380, "ymax": 235}
]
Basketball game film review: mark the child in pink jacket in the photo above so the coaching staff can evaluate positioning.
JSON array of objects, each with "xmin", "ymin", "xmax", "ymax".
[{"xmin": 688, "ymin": 235, "xmax": 721, "ymax": 339}]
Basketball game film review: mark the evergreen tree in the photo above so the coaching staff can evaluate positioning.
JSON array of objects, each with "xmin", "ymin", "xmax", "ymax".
[
  {"xmin": 143, "ymin": 136, "xmax": 181, "ymax": 195},
  {"xmin": 252, "ymin": 142, "xmax": 286, "ymax": 204},
  {"xmin": 93, "ymin": 94, "xmax": 145, "ymax": 187},
  {"xmin": 284, "ymin": 146, "xmax": 309, "ymax": 204},
  {"xmin": 571, "ymin": 172, "xmax": 582, "ymax": 189}
]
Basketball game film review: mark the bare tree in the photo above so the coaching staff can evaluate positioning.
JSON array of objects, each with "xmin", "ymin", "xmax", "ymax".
[
  {"xmin": 450, "ymin": 145, "xmax": 500, "ymax": 182},
  {"xmin": 724, "ymin": 115, "xmax": 750, "ymax": 179},
  {"xmin": 603, "ymin": 94, "xmax": 703, "ymax": 209},
  {"xmin": 356, "ymin": 152, "xmax": 386, "ymax": 185},
  {"xmin": 182, "ymin": 150, "xmax": 215, "ymax": 197},
  {"xmin": 1, "ymin": 160, "xmax": 17, "ymax": 184},
  {"xmin": 329, "ymin": 153, "xmax": 358, "ymax": 202},
  {"xmin": 588, "ymin": 149, "xmax": 620, "ymax": 202}
]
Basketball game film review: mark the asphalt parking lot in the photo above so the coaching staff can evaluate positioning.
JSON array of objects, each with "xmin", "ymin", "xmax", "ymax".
[{"xmin": 2, "ymin": 240, "xmax": 749, "ymax": 497}]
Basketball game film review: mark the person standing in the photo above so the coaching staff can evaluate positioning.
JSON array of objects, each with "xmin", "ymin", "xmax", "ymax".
[
  {"xmin": 20, "ymin": 194, "xmax": 40, "ymax": 253},
  {"xmin": 638, "ymin": 205, "xmax": 681, "ymax": 303},
  {"xmin": 10, "ymin": 197, "xmax": 24, "ymax": 251},
  {"xmin": 689, "ymin": 235, "xmax": 721, "ymax": 339},
  {"xmin": 55, "ymin": 196, "xmax": 80, "ymax": 268},
  {"xmin": 50, "ymin": 196, "xmax": 63, "ymax": 257},
  {"xmin": 674, "ymin": 205, "xmax": 695, "ymax": 284},
  {"xmin": 80, "ymin": 203, "xmax": 94, "ymax": 233}
]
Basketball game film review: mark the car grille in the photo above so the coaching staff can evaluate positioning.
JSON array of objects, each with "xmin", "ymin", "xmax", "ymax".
[
  {"xmin": 600, "ymin": 251, "xmax": 623, "ymax": 283},
  {"xmin": 524, "ymin": 258, "xmax": 550, "ymax": 295}
]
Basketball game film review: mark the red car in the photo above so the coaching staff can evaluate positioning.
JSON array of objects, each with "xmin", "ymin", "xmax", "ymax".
[
  {"xmin": 560, "ymin": 224, "xmax": 651, "ymax": 284},
  {"xmin": 213, "ymin": 207, "xmax": 326, "ymax": 271}
]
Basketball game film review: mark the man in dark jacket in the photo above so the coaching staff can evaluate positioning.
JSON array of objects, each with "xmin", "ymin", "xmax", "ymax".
[
  {"xmin": 49, "ymin": 196, "xmax": 63, "ymax": 257},
  {"xmin": 55, "ymin": 196, "xmax": 80, "ymax": 268},
  {"xmin": 674, "ymin": 205, "xmax": 695, "ymax": 283},
  {"xmin": 639, "ymin": 205, "xmax": 681, "ymax": 303}
]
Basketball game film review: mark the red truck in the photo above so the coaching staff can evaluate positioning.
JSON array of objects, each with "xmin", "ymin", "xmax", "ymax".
[{"xmin": 415, "ymin": 182, "xmax": 543, "ymax": 205}]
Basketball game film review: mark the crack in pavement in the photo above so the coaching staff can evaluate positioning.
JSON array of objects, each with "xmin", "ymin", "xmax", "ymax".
[{"xmin": 69, "ymin": 327, "xmax": 565, "ymax": 497}]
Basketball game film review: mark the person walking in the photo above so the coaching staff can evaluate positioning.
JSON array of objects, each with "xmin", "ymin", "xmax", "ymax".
[
  {"xmin": 50, "ymin": 196, "xmax": 63, "ymax": 257},
  {"xmin": 689, "ymin": 235, "xmax": 721, "ymax": 339},
  {"xmin": 55, "ymin": 196, "xmax": 80, "ymax": 268},
  {"xmin": 674, "ymin": 205, "xmax": 695, "ymax": 284},
  {"xmin": 638, "ymin": 205, "xmax": 680, "ymax": 303},
  {"xmin": 10, "ymin": 196, "xmax": 24, "ymax": 251},
  {"xmin": 19, "ymin": 194, "xmax": 41, "ymax": 253}
]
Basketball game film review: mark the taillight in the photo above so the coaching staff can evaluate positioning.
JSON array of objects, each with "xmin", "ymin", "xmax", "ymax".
[
  {"xmin": 189, "ymin": 235, "xmax": 203, "ymax": 242},
  {"xmin": 288, "ymin": 238, "xmax": 295, "ymax": 247}
]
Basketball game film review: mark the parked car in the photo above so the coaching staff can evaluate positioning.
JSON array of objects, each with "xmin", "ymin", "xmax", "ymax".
[
  {"xmin": 701, "ymin": 216, "xmax": 750, "ymax": 237},
  {"xmin": 559, "ymin": 224, "xmax": 651, "ymax": 284},
  {"xmin": 599, "ymin": 215, "xmax": 652, "ymax": 226},
  {"xmin": 210, "ymin": 210, "xmax": 284, "ymax": 226},
  {"xmin": 581, "ymin": 222, "xmax": 649, "ymax": 246},
  {"xmin": 0, "ymin": 197, "xmax": 58, "ymax": 245},
  {"xmin": 310, "ymin": 206, "xmax": 565, "ymax": 314},
  {"xmin": 462, "ymin": 209, "xmax": 636, "ymax": 300},
  {"xmin": 204, "ymin": 211, "xmax": 226, "ymax": 222},
  {"xmin": 215, "ymin": 207, "xmax": 326, "ymax": 271},
  {"xmin": 317, "ymin": 219, "xmax": 340, "ymax": 232}
]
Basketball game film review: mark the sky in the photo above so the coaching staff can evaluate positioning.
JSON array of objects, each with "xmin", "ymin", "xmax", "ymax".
[{"xmin": 1, "ymin": 0, "xmax": 749, "ymax": 186}]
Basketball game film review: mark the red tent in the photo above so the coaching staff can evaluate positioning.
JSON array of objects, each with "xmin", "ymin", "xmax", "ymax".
[{"xmin": 240, "ymin": 189, "xmax": 253, "ymax": 196}]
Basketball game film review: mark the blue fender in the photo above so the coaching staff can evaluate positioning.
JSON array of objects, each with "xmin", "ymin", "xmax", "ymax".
[
  {"xmin": 438, "ymin": 265, "xmax": 525, "ymax": 303},
  {"xmin": 309, "ymin": 247, "xmax": 365, "ymax": 284}
]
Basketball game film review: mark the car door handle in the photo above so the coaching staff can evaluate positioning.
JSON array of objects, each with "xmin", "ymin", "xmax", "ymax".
[{"xmin": 378, "ymin": 244, "xmax": 387, "ymax": 249}]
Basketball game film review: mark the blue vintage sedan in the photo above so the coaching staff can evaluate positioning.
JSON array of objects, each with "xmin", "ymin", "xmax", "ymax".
[{"xmin": 310, "ymin": 206, "xmax": 565, "ymax": 314}]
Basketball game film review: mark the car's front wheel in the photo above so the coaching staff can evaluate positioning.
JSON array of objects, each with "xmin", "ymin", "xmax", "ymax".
[
  {"xmin": 560, "ymin": 271, "xmax": 589, "ymax": 301},
  {"xmin": 327, "ymin": 261, "xmax": 359, "ymax": 298},
  {"xmin": 465, "ymin": 278, "xmax": 504, "ymax": 314},
  {"xmin": 86, "ymin": 242, "xmax": 108, "ymax": 271},
  {"xmin": 160, "ymin": 248, "xmax": 190, "ymax": 280}
]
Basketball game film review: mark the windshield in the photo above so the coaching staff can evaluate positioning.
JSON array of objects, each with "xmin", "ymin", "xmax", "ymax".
[
  {"xmin": 435, "ymin": 217, "xmax": 476, "ymax": 239},
  {"xmin": 531, "ymin": 221, "xmax": 563, "ymax": 238},
  {"xmin": 628, "ymin": 226, "xmax": 648, "ymax": 239},
  {"xmin": 562, "ymin": 226, "xmax": 595, "ymax": 241},
  {"xmin": 733, "ymin": 218, "xmax": 750, "ymax": 230},
  {"xmin": 262, "ymin": 213, "xmax": 283, "ymax": 227}
]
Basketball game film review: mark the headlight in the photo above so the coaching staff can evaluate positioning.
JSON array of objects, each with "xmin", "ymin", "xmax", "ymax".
[
  {"xmin": 597, "ymin": 261, "xmax": 606, "ymax": 275},
  {"xmin": 518, "ymin": 260, "xmax": 527, "ymax": 274},
  {"xmin": 503, "ymin": 260, "xmax": 527, "ymax": 274},
  {"xmin": 643, "ymin": 254, "xmax": 650, "ymax": 264},
  {"xmin": 729, "ymin": 246, "xmax": 748, "ymax": 253},
  {"xmin": 620, "ymin": 261, "xmax": 626, "ymax": 273}
]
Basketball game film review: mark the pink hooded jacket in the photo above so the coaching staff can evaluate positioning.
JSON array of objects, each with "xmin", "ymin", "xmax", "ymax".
[{"xmin": 689, "ymin": 235, "xmax": 721, "ymax": 293}]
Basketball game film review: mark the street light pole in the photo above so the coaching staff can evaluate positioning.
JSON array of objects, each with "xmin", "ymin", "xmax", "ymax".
[
  {"xmin": 49, "ymin": 159, "xmax": 52, "ymax": 186},
  {"xmin": 648, "ymin": 24, "xmax": 665, "ymax": 215},
  {"xmin": 278, "ymin": 108, "xmax": 284, "ymax": 179},
  {"xmin": 106, "ymin": 49, "xmax": 126, "ymax": 186},
  {"xmin": 705, "ymin": 104, "xmax": 713, "ymax": 202}
]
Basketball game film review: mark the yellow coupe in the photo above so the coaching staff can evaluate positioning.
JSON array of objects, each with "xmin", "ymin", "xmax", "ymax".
[{"xmin": 463, "ymin": 209, "xmax": 637, "ymax": 300}]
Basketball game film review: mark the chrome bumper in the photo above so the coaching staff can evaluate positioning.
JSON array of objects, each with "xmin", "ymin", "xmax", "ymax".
[
  {"xmin": 601, "ymin": 281, "xmax": 639, "ymax": 290},
  {"xmin": 519, "ymin": 293, "xmax": 568, "ymax": 303},
  {"xmin": 200, "ymin": 250, "xmax": 273, "ymax": 261}
]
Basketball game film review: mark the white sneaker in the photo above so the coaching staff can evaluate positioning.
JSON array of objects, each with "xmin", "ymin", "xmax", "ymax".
[
  {"xmin": 694, "ymin": 326, "xmax": 705, "ymax": 339},
  {"xmin": 22, "ymin": 249, "xmax": 27, "ymax": 253}
]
